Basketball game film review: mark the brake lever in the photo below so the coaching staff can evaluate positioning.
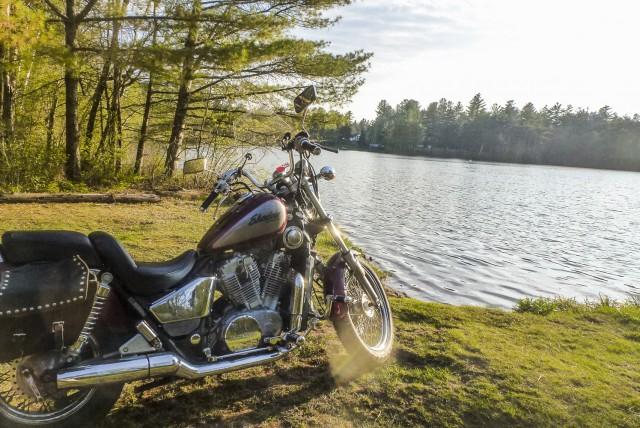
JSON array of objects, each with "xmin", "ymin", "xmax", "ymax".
[{"xmin": 213, "ymin": 194, "xmax": 228, "ymax": 220}]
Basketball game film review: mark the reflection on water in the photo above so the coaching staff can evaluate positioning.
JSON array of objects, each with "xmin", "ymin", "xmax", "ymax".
[{"xmin": 256, "ymin": 150, "xmax": 640, "ymax": 309}]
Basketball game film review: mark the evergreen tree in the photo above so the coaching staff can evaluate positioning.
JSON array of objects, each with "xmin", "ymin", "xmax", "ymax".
[
  {"xmin": 389, "ymin": 99, "xmax": 421, "ymax": 152},
  {"xmin": 466, "ymin": 93, "xmax": 486, "ymax": 119},
  {"xmin": 371, "ymin": 99, "xmax": 394, "ymax": 146}
]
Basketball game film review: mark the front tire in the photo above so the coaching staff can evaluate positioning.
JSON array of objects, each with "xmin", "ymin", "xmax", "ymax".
[
  {"xmin": 0, "ymin": 336, "xmax": 122, "ymax": 428},
  {"xmin": 332, "ymin": 260, "xmax": 394, "ymax": 364}
]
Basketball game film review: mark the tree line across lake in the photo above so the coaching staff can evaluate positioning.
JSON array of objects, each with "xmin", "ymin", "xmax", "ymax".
[
  {"xmin": 0, "ymin": 0, "xmax": 368, "ymax": 191},
  {"xmin": 2, "ymin": 0, "xmax": 639, "ymax": 193},
  {"xmin": 350, "ymin": 95, "xmax": 640, "ymax": 172}
]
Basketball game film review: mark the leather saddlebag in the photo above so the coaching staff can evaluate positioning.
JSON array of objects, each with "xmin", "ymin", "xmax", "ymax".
[{"xmin": 0, "ymin": 256, "xmax": 94, "ymax": 362}]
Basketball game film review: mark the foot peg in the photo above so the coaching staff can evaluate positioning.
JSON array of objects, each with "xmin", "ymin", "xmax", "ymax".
[{"xmin": 284, "ymin": 333, "xmax": 305, "ymax": 346}]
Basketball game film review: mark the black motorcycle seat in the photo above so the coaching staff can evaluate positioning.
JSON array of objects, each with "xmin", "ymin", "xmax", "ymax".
[
  {"xmin": 89, "ymin": 231, "xmax": 197, "ymax": 296},
  {"xmin": 1, "ymin": 231, "xmax": 103, "ymax": 266}
]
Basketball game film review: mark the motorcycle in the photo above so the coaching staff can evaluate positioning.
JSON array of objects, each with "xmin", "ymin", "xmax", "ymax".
[{"xmin": 0, "ymin": 86, "xmax": 394, "ymax": 427}]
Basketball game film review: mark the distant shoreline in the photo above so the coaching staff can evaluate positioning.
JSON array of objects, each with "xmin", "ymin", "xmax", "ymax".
[{"xmin": 336, "ymin": 146, "xmax": 640, "ymax": 174}]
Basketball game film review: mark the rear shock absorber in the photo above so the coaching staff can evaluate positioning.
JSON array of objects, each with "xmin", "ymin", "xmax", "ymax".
[{"xmin": 66, "ymin": 272, "xmax": 113, "ymax": 361}]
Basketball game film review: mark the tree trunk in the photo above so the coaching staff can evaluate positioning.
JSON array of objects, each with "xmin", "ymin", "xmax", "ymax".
[
  {"xmin": 63, "ymin": 0, "xmax": 81, "ymax": 182},
  {"xmin": 113, "ymin": 62, "xmax": 123, "ymax": 173},
  {"xmin": 55, "ymin": 0, "xmax": 100, "ymax": 182},
  {"xmin": 134, "ymin": 76, "xmax": 153, "ymax": 174},
  {"xmin": 98, "ymin": 82, "xmax": 110, "ymax": 151},
  {"xmin": 134, "ymin": 1, "xmax": 156, "ymax": 175},
  {"xmin": 164, "ymin": 0, "xmax": 200, "ymax": 177},
  {"xmin": 99, "ymin": 0, "xmax": 128, "ymax": 174},
  {"xmin": 64, "ymin": 39, "xmax": 81, "ymax": 181},
  {"xmin": 104, "ymin": 62, "xmax": 123, "ymax": 172},
  {"xmin": 0, "ymin": 43, "xmax": 5, "ymax": 154},
  {"xmin": 0, "ymin": 42, "xmax": 6, "ymax": 169},
  {"xmin": 46, "ymin": 84, "xmax": 60, "ymax": 154},
  {"xmin": 85, "ymin": 60, "xmax": 110, "ymax": 145},
  {"xmin": 22, "ymin": 50, "xmax": 35, "ymax": 91},
  {"xmin": 1, "ymin": 3, "xmax": 17, "ymax": 154},
  {"xmin": 165, "ymin": 81, "xmax": 192, "ymax": 176},
  {"xmin": 2, "ymin": 57, "xmax": 17, "ymax": 147}
]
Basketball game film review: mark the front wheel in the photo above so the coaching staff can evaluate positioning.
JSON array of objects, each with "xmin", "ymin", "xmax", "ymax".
[{"xmin": 332, "ymin": 260, "xmax": 394, "ymax": 364}]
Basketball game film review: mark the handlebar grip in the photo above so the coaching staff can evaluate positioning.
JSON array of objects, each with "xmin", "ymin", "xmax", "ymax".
[
  {"xmin": 200, "ymin": 190, "xmax": 219, "ymax": 212},
  {"xmin": 320, "ymin": 145, "xmax": 339, "ymax": 154},
  {"xmin": 300, "ymin": 139, "xmax": 322, "ymax": 156}
]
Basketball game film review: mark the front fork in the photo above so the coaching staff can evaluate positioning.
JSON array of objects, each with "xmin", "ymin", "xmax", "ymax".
[
  {"xmin": 300, "ymin": 180, "xmax": 381, "ymax": 308},
  {"xmin": 292, "ymin": 243, "xmax": 315, "ymax": 331}
]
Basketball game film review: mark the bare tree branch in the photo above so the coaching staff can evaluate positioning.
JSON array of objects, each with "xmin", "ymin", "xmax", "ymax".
[
  {"xmin": 41, "ymin": 0, "xmax": 67, "ymax": 20},
  {"xmin": 78, "ymin": 0, "xmax": 101, "ymax": 20}
]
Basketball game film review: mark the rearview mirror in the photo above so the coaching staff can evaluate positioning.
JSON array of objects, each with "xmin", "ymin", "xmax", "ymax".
[
  {"xmin": 317, "ymin": 166, "xmax": 336, "ymax": 181},
  {"xmin": 183, "ymin": 158, "xmax": 207, "ymax": 175},
  {"xmin": 294, "ymin": 85, "xmax": 317, "ymax": 114}
]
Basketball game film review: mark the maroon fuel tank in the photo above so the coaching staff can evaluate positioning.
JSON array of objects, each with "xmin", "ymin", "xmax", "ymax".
[{"xmin": 197, "ymin": 193, "xmax": 287, "ymax": 254}]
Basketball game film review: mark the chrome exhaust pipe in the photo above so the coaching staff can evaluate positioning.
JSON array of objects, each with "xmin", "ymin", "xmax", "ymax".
[{"xmin": 57, "ymin": 347, "xmax": 292, "ymax": 390}]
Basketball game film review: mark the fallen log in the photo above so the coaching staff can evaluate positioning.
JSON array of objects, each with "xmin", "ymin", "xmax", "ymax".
[
  {"xmin": 153, "ymin": 190, "xmax": 206, "ymax": 200},
  {"xmin": 0, "ymin": 193, "xmax": 161, "ymax": 204}
]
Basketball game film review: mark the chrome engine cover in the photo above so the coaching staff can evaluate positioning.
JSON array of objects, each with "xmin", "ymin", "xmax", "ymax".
[
  {"xmin": 261, "ymin": 251, "xmax": 289, "ymax": 310},
  {"xmin": 218, "ymin": 309, "xmax": 283, "ymax": 353},
  {"xmin": 217, "ymin": 255, "xmax": 261, "ymax": 309},
  {"xmin": 213, "ymin": 252, "xmax": 288, "ymax": 352},
  {"xmin": 217, "ymin": 252, "xmax": 289, "ymax": 311},
  {"xmin": 224, "ymin": 316, "xmax": 261, "ymax": 352}
]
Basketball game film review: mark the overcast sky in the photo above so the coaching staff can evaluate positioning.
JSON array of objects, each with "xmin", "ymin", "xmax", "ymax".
[{"xmin": 301, "ymin": 0, "xmax": 640, "ymax": 120}]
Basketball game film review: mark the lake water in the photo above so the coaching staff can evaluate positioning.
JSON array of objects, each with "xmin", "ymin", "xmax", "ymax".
[{"xmin": 257, "ymin": 150, "xmax": 640, "ymax": 309}]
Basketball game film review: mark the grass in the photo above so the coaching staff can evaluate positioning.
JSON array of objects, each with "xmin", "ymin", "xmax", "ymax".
[{"xmin": 1, "ymin": 199, "xmax": 639, "ymax": 427}]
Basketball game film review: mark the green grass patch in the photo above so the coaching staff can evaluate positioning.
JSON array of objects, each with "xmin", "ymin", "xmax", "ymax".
[
  {"xmin": 2, "ymin": 200, "xmax": 639, "ymax": 427},
  {"xmin": 516, "ymin": 296, "xmax": 640, "ymax": 326}
]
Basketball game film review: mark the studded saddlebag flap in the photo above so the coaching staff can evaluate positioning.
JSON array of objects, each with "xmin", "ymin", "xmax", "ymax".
[{"xmin": 0, "ymin": 256, "xmax": 94, "ymax": 362}]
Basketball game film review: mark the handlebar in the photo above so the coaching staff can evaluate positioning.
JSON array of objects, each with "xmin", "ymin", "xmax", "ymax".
[
  {"xmin": 242, "ymin": 170, "xmax": 264, "ymax": 189},
  {"xmin": 321, "ymin": 145, "xmax": 339, "ymax": 154},
  {"xmin": 201, "ymin": 167, "xmax": 267, "ymax": 211},
  {"xmin": 298, "ymin": 138, "xmax": 321, "ymax": 156},
  {"xmin": 200, "ymin": 189, "xmax": 219, "ymax": 212},
  {"xmin": 201, "ymin": 129, "xmax": 338, "ymax": 210},
  {"xmin": 288, "ymin": 131, "xmax": 339, "ymax": 156}
]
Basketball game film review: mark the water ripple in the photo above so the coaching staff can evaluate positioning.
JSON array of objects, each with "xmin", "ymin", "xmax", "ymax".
[{"xmin": 262, "ymin": 151, "xmax": 640, "ymax": 309}]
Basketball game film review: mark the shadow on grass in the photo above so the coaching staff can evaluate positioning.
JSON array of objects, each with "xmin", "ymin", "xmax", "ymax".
[
  {"xmin": 98, "ymin": 347, "xmax": 442, "ymax": 427},
  {"xmin": 395, "ymin": 348, "xmax": 433, "ymax": 367},
  {"xmin": 98, "ymin": 306, "xmax": 487, "ymax": 427},
  {"xmin": 99, "ymin": 361, "xmax": 339, "ymax": 427}
]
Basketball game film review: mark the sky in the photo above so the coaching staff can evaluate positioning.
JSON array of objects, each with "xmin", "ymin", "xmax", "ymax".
[{"xmin": 300, "ymin": 0, "xmax": 640, "ymax": 121}]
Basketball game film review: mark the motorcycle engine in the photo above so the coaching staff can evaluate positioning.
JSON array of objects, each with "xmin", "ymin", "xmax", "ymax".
[
  {"xmin": 211, "ymin": 251, "xmax": 289, "ymax": 353},
  {"xmin": 217, "ymin": 254, "xmax": 262, "ymax": 309}
]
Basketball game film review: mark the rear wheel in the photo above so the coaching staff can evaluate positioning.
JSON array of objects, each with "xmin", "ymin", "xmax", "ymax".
[
  {"xmin": 0, "ymin": 337, "xmax": 122, "ymax": 428},
  {"xmin": 332, "ymin": 260, "xmax": 394, "ymax": 364}
]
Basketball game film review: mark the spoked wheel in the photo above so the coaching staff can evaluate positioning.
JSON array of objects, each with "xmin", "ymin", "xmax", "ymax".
[
  {"xmin": 0, "ymin": 337, "xmax": 122, "ymax": 428},
  {"xmin": 332, "ymin": 259, "xmax": 394, "ymax": 364}
]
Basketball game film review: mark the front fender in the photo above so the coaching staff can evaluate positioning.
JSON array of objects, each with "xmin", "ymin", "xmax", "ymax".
[{"xmin": 323, "ymin": 251, "xmax": 349, "ymax": 320}]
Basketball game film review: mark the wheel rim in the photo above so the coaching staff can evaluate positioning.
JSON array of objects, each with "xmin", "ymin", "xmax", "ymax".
[
  {"xmin": 0, "ymin": 340, "xmax": 99, "ymax": 424},
  {"xmin": 344, "ymin": 265, "xmax": 392, "ymax": 352}
]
